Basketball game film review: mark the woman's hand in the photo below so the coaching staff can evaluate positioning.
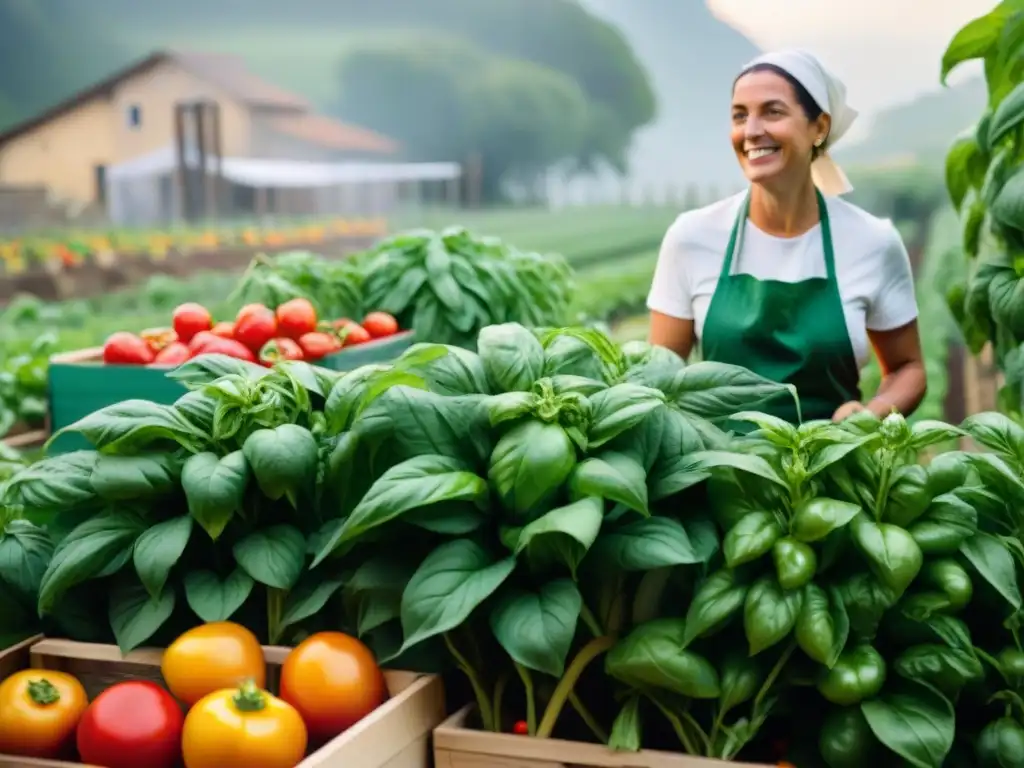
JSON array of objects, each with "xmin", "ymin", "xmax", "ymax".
[{"xmin": 832, "ymin": 401, "xmax": 865, "ymax": 422}]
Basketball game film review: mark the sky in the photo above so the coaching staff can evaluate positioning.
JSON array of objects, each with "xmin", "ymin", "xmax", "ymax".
[{"xmin": 709, "ymin": 0, "xmax": 995, "ymax": 132}]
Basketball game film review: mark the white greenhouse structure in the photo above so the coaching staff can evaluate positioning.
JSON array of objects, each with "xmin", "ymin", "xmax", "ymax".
[{"xmin": 105, "ymin": 146, "xmax": 463, "ymax": 226}]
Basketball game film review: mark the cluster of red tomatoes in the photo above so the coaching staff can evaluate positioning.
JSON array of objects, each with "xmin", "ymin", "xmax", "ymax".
[
  {"xmin": 102, "ymin": 300, "xmax": 401, "ymax": 367},
  {"xmin": 0, "ymin": 623, "xmax": 387, "ymax": 768}
]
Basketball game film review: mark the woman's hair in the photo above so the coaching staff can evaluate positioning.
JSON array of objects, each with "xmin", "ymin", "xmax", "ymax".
[{"xmin": 735, "ymin": 63, "xmax": 827, "ymax": 157}]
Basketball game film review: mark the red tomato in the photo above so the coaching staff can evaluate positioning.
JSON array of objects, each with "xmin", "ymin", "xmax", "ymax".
[
  {"xmin": 153, "ymin": 342, "xmax": 191, "ymax": 366},
  {"xmin": 342, "ymin": 324, "xmax": 372, "ymax": 347},
  {"xmin": 330, "ymin": 317, "xmax": 354, "ymax": 330},
  {"xmin": 236, "ymin": 303, "xmax": 268, "ymax": 322},
  {"xmin": 275, "ymin": 298, "xmax": 318, "ymax": 339},
  {"xmin": 211, "ymin": 321, "xmax": 235, "ymax": 339},
  {"xmin": 513, "ymin": 720, "xmax": 529, "ymax": 735},
  {"xmin": 259, "ymin": 338, "xmax": 304, "ymax": 365},
  {"xmin": 188, "ymin": 331, "xmax": 219, "ymax": 354},
  {"xmin": 297, "ymin": 332, "xmax": 340, "ymax": 361},
  {"xmin": 172, "ymin": 303, "xmax": 213, "ymax": 343},
  {"xmin": 103, "ymin": 332, "xmax": 155, "ymax": 365},
  {"xmin": 76, "ymin": 681, "xmax": 183, "ymax": 768},
  {"xmin": 197, "ymin": 338, "xmax": 257, "ymax": 362},
  {"xmin": 234, "ymin": 306, "xmax": 277, "ymax": 352},
  {"xmin": 279, "ymin": 632, "xmax": 386, "ymax": 742},
  {"xmin": 362, "ymin": 312, "xmax": 399, "ymax": 338}
]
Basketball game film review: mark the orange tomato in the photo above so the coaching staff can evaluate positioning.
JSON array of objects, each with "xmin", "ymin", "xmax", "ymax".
[
  {"xmin": 279, "ymin": 632, "xmax": 386, "ymax": 741},
  {"xmin": 0, "ymin": 670, "xmax": 88, "ymax": 758},
  {"xmin": 181, "ymin": 681, "xmax": 307, "ymax": 768},
  {"xmin": 161, "ymin": 622, "xmax": 266, "ymax": 707}
]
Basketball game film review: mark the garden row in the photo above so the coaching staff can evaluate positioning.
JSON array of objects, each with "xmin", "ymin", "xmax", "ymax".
[
  {"xmin": 0, "ymin": 325, "xmax": 1022, "ymax": 767},
  {"xmin": 0, "ymin": 216, "xmax": 386, "ymax": 275},
  {"xmin": 0, "ymin": 219, "xmax": 665, "ymax": 448}
]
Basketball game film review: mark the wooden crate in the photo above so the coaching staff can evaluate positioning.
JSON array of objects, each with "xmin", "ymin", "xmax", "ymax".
[
  {"xmin": 433, "ymin": 706, "xmax": 770, "ymax": 768},
  {"xmin": 0, "ymin": 637, "xmax": 446, "ymax": 768}
]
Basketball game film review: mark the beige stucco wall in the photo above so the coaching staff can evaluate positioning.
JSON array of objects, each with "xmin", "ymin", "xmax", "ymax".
[
  {"xmin": 110, "ymin": 59, "xmax": 251, "ymax": 161},
  {"xmin": 0, "ymin": 97, "xmax": 116, "ymax": 203},
  {"xmin": 0, "ymin": 59, "xmax": 252, "ymax": 204}
]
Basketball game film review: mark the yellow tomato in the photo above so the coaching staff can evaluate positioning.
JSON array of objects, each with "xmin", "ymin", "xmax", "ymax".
[
  {"xmin": 182, "ymin": 681, "xmax": 307, "ymax": 768},
  {"xmin": 161, "ymin": 622, "xmax": 266, "ymax": 707},
  {"xmin": 0, "ymin": 670, "xmax": 88, "ymax": 758}
]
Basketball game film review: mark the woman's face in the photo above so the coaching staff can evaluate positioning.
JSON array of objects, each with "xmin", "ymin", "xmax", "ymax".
[{"xmin": 731, "ymin": 70, "xmax": 829, "ymax": 188}]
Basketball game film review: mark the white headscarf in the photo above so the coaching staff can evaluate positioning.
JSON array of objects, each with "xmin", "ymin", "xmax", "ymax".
[{"xmin": 741, "ymin": 50, "xmax": 858, "ymax": 196}]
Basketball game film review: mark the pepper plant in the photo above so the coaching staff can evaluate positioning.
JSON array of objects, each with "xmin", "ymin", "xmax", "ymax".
[
  {"xmin": 306, "ymin": 323, "xmax": 813, "ymax": 759},
  {"xmin": 941, "ymin": 0, "xmax": 1024, "ymax": 413}
]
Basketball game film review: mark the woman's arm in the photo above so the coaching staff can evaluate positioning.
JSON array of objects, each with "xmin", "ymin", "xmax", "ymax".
[
  {"xmin": 647, "ymin": 216, "xmax": 697, "ymax": 358},
  {"xmin": 866, "ymin": 320, "xmax": 927, "ymax": 417},
  {"xmin": 833, "ymin": 319, "xmax": 926, "ymax": 421},
  {"xmin": 833, "ymin": 224, "xmax": 925, "ymax": 422},
  {"xmin": 649, "ymin": 311, "xmax": 696, "ymax": 359}
]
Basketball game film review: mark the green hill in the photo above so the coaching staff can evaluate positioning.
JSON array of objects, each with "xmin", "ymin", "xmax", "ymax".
[{"xmin": 837, "ymin": 78, "xmax": 986, "ymax": 170}]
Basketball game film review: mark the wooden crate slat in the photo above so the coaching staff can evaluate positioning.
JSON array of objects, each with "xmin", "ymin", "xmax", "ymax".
[
  {"xmin": 433, "ymin": 706, "xmax": 770, "ymax": 768},
  {"xmin": 0, "ymin": 638, "xmax": 444, "ymax": 768}
]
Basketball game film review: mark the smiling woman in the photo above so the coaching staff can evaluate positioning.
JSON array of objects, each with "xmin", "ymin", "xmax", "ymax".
[{"xmin": 647, "ymin": 50, "xmax": 927, "ymax": 426}]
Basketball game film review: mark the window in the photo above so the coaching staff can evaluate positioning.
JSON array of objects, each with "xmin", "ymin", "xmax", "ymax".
[{"xmin": 126, "ymin": 104, "xmax": 142, "ymax": 129}]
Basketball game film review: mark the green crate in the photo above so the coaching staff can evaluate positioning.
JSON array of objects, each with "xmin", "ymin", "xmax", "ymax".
[
  {"xmin": 46, "ymin": 332, "xmax": 417, "ymax": 454},
  {"xmin": 316, "ymin": 331, "xmax": 415, "ymax": 372}
]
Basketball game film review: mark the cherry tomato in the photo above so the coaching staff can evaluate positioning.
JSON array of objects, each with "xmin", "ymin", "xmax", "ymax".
[
  {"xmin": 0, "ymin": 670, "xmax": 88, "ymax": 758},
  {"xmin": 182, "ymin": 681, "xmax": 307, "ymax": 768},
  {"xmin": 162, "ymin": 622, "xmax": 266, "ymax": 707},
  {"xmin": 513, "ymin": 720, "xmax": 529, "ymax": 735},
  {"xmin": 103, "ymin": 332, "xmax": 155, "ymax": 365},
  {"xmin": 259, "ymin": 337, "xmax": 304, "ymax": 365},
  {"xmin": 152, "ymin": 341, "xmax": 191, "ymax": 366},
  {"xmin": 362, "ymin": 311, "xmax": 399, "ymax": 338},
  {"xmin": 342, "ymin": 324, "xmax": 372, "ymax": 347},
  {"xmin": 211, "ymin": 321, "xmax": 235, "ymax": 339},
  {"xmin": 76, "ymin": 681, "xmax": 183, "ymax": 768},
  {"xmin": 330, "ymin": 317, "xmax": 354, "ymax": 330},
  {"xmin": 279, "ymin": 631, "xmax": 386, "ymax": 741},
  {"xmin": 297, "ymin": 331, "xmax": 341, "ymax": 360},
  {"xmin": 234, "ymin": 305, "xmax": 277, "ymax": 352},
  {"xmin": 275, "ymin": 298, "xmax": 318, "ymax": 339},
  {"xmin": 172, "ymin": 303, "xmax": 213, "ymax": 343},
  {"xmin": 195, "ymin": 338, "xmax": 257, "ymax": 362}
]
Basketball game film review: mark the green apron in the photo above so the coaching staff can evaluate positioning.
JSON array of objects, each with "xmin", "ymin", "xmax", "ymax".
[{"xmin": 701, "ymin": 190, "xmax": 860, "ymax": 424}]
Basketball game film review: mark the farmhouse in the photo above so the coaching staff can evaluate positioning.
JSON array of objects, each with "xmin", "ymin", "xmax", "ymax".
[{"xmin": 0, "ymin": 50, "xmax": 455, "ymax": 224}]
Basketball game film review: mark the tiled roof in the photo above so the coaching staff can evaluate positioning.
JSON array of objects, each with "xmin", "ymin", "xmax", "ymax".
[{"xmin": 266, "ymin": 112, "xmax": 399, "ymax": 154}]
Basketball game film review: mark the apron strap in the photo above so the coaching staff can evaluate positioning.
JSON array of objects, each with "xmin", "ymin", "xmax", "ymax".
[{"xmin": 720, "ymin": 190, "xmax": 835, "ymax": 281}]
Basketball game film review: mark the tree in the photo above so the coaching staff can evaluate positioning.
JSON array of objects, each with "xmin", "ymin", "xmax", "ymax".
[{"xmin": 336, "ymin": 34, "xmax": 591, "ymax": 201}]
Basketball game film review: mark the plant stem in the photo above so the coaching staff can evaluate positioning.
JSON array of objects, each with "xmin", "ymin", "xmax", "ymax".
[
  {"xmin": 266, "ymin": 587, "xmax": 286, "ymax": 645},
  {"xmin": 569, "ymin": 691, "xmax": 608, "ymax": 743},
  {"xmin": 649, "ymin": 696, "xmax": 699, "ymax": 755},
  {"xmin": 444, "ymin": 633, "xmax": 494, "ymax": 731},
  {"xmin": 515, "ymin": 662, "xmax": 537, "ymax": 735},
  {"xmin": 874, "ymin": 451, "xmax": 894, "ymax": 521},
  {"xmin": 536, "ymin": 635, "xmax": 615, "ymax": 738},
  {"xmin": 492, "ymin": 672, "xmax": 509, "ymax": 733},
  {"xmin": 753, "ymin": 641, "xmax": 796, "ymax": 711},
  {"xmin": 579, "ymin": 602, "xmax": 603, "ymax": 637},
  {"xmin": 681, "ymin": 709, "xmax": 711, "ymax": 755}
]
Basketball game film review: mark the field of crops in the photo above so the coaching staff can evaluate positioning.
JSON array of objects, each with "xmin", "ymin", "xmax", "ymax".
[
  {"xmin": 0, "ymin": 205, "xmax": 675, "ymax": 443},
  {"xmin": 0, "ymin": 200, "xmax": 965, "ymax": 446}
]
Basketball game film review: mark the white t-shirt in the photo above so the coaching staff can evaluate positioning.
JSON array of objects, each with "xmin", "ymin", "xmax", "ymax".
[{"xmin": 646, "ymin": 192, "xmax": 919, "ymax": 368}]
